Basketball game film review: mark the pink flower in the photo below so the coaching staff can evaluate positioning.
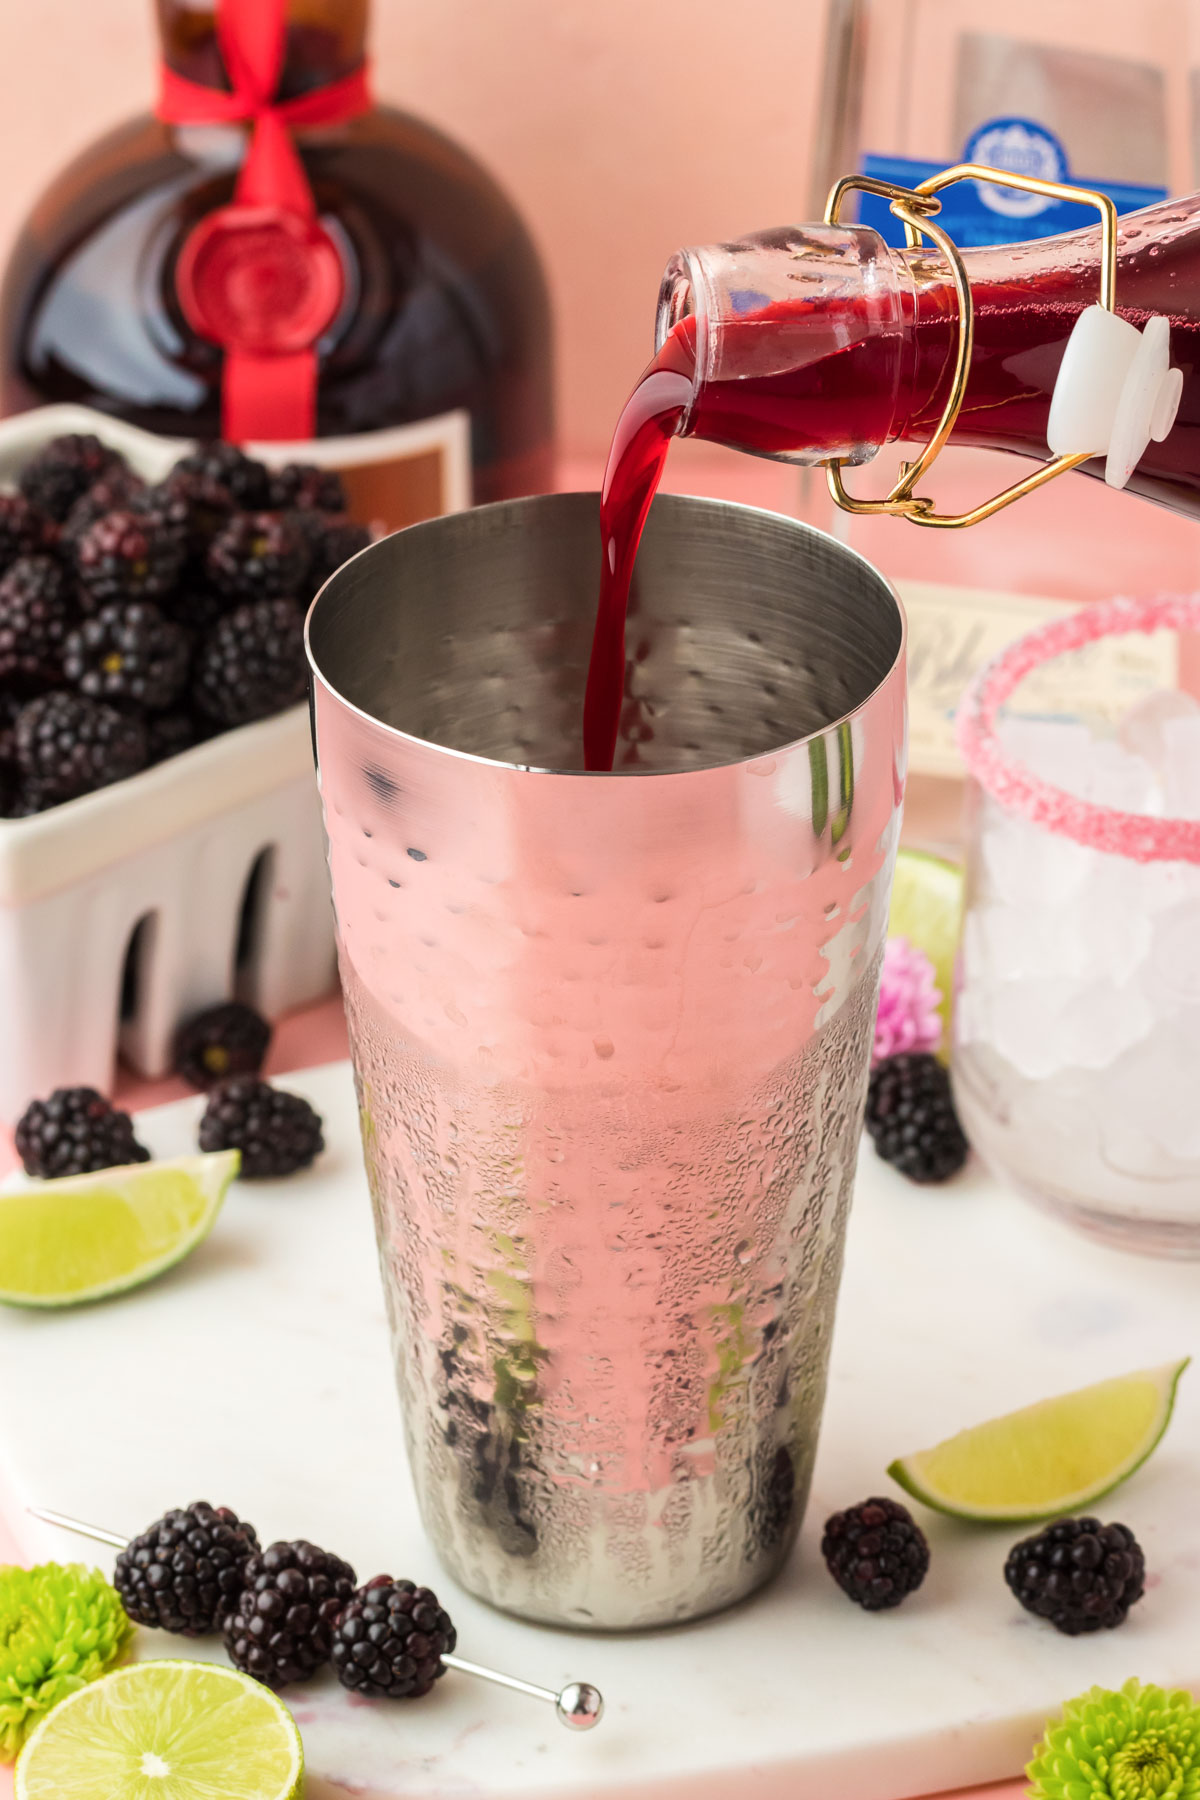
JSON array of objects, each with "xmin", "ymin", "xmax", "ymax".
[{"xmin": 873, "ymin": 936, "xmax": 942, "ymax": 1066}]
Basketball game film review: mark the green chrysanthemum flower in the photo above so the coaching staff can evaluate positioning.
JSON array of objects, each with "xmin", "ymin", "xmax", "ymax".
[
  {"xmin": 0, "ymin": 1563, "xmax": 131, "ymax": 1759},
  {"xmin": 1029, "ymin": 1679, "xmax": 1200, "ymax": 1800}
]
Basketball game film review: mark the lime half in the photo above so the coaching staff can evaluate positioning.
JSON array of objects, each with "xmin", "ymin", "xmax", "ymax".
[
  {"xmin": 888, "ymin": 848, "xmax": 963, "ymax": 1057},
  {"xmin": 15, "ymin": 1660, "xmax": 303, "ymax": 1800},
  {"xmin": 0, "ymin": 1151, "xmax": 238, "ymax": 1308},
  {"xmin": 889, "ymin": 1358, "xmax": 1189, "ymax": 1522}
]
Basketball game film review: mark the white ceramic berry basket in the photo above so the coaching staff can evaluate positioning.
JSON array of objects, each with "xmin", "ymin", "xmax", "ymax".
[{"xmin": 0, "ymin": 404, "xmax": 338, "ymax": 1125}]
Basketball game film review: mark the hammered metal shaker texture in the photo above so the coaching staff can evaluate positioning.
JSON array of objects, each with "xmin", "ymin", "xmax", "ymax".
[{"xmin": 307, "ymin": 493, "xmax": 906, "ymax": 1629}]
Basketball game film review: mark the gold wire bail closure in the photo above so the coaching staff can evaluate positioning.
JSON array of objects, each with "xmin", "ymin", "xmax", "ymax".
[{"xmin": 822, "ymin": 165, "xmax": 1120, "ymax": 529}]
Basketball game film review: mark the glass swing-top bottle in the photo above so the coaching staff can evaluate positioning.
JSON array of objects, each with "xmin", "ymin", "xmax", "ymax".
[{"xmin": 796, "ymin": 0, "xmax": 1200, "ymax": 842}]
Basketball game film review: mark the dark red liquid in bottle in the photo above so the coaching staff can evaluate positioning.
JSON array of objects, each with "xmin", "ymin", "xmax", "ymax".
[{"xmin": 585, "ymin": 200, "xmax": 1200, "ymax": 769}]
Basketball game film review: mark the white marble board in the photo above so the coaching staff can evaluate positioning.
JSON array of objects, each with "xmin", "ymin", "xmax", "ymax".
[{"xmin": 0, "ymin": 1061, "xmax": 1197, "ymax": 1800}]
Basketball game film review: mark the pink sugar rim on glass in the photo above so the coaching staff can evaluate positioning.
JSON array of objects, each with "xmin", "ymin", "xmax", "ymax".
[{"xmin": 955, "ymin": 593, "xmax": 1200, "ymax": 866}]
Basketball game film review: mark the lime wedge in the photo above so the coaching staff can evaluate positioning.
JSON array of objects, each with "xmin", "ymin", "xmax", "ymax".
[
  {"xmin": 0, "ymin": 1152, "xmax": 238, "ymax": 1308},
  {"xmin": 888, "ymin": 849, "xmax": 963, "ymax": 1057},
  {"xmin": 889, "ymin": 1358, "xmax": 1189, "ymax": 1522},
  {"xmin": 15, "ymin": 1660, "xmax": 303, "ymax": 1800}
]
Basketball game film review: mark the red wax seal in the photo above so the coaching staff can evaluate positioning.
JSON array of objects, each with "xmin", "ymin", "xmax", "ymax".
[{"xmin": 176, "ymin": 205, "xmax": 344, "ymax": 355}]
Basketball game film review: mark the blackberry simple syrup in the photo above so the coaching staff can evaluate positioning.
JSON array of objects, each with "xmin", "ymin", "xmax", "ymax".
[
  {"xmin": 0, "ymin": 0, "xmax": 553, "ymax": 523},
  {"xmin": 585, "ymin": 199, "xmax": 1200, "ymax": 770}
]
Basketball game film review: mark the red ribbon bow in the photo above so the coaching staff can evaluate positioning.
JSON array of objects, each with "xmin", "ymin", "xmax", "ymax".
[{"xmin": 158, "ymin": 0, "xmax": 372, "ymax": 441}]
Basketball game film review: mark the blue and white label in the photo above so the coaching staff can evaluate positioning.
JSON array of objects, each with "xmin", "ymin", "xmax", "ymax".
[
  {"xmin": 964, "ymin": 118, "xmax": 1067, "ymax": 217},
  {"xmin": 858, "ymin": 115, "xmax": 1165, "ymax": 249}
]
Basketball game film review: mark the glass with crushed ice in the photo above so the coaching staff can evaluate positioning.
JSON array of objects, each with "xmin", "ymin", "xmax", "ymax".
[{"xmin": 953, "ymin": 597, "xmax": 1200, "ymax": 1257}]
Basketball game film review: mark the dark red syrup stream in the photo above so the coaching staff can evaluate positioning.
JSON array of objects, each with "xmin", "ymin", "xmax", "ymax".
[
  {"xmin": 583, "ymin": 323, "xmax": 696, "ymax": 771},
  {"xmin": 581, "ymin": 302, "xmax": 897, "ymax": 771}
]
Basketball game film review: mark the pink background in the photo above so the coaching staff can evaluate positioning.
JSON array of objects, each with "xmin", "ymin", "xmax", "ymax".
[{"xmin": 0, "ymin": 3, "xmax": 1098, "ymax": 1791}]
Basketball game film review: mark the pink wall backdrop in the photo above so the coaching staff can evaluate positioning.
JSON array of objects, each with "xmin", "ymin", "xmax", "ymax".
[
  {"xmin": 0, "ymin": 0, "xmax": 829, "ymax": 462},
  {"xmin": 0, "ymin": 18, "xmax": 1055, "ymax": 1798}
]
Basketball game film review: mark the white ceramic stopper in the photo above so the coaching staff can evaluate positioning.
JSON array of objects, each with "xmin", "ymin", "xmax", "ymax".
[{"xmin": 1046, "ymin": 303, "xmax": 1182, "ymax": 489}]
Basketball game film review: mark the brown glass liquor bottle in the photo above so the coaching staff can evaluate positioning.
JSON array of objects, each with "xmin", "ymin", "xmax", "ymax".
[{"xmin": 0, "ymin": 0, "xmax": 555, "ymax": 527}]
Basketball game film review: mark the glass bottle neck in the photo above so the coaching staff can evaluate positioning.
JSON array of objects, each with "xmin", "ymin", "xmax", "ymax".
[
  {"xmin": 656, "ymin": 198, "xmax": 1200, "ymax": 520},
  {"xmin": 157, "ymin": 0, "xmax": 369, "ymax": 98}
]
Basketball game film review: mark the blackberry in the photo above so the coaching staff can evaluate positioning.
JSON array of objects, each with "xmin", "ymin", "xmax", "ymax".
[
  {"xmin": 0, "ymin": 492, "xmax": 58, "ymax": 571},
  {"xmin": 0, "ymin": 689, "xmax": 21, "ymax": 764},
  {"xmin": 192, "ymin": 599, "xmax": 307, "ymax": 728},
  {"xmin": 64, "ymin": 601, "xmax": 190, "ymax": 711},
  {"xmin": 18, "ymin": 434, "xmax": 127, "ymax": 523},
  {"xmin": 821, "ymin": 1496, "xmax": 930, "ymax": 1611},
  {"xmin": 0, "ymin": 779, "xmax": 46, "ymax": 819},
  {"xmin": 865, "ymin": 1051, "xmax": 969, "ymax": 1183},
  {"xmin": 224, "ymin": 1540, "xmax": 356, "ymax": 1688},
  {"xmin": 141, "ymin": 469, "xmax": 235, "ymax": 563},
  {"xmin": 173, "ymin": 443, "xmax": 271, "ymax": 509},
  {"xmin": 268, "ymin": 462, "xmax": 347, "ymax": 514},
  {"xmin": 174, "ymin": 1001, "xmax": 272, "ymax": 1090},
  {"xmin": 16, "ymin": 690, "xmax": 147, "ymax": 803},
  {"xmin": 306, "ymin": 516, "xmax": 372, "ymax": 591},
  {"xmin": 156, "ymin": 585, "xmax": 231, "ymax": 636},
  {"xmin": 147, "ymin": 709, "xmax": 203, "ymax": 764},
  {"xmin": 14, "ymin": 1086, "xmax": 150, "ymax": 1178},
  {"xmin": 114, "ymin": 1501, "xmax": 261, "ymax": 1637},
  {"xmin": 61, "ymin": 470, "xmax": 147, "ymax": 549},
  {"xmin": 0, "ymin": 556, "xmax": 76, "ymax": 685},
  {"xmin": 128, "ymin": 485, "xmax": 191, "ymax": 570},
  {"xmin": 198, "ymin": 1078, "xmax": 323, "ymax": 1177},
  {"xmin": 331, "ymin": 1576, "xmax": 457, "ymax": 1699},
  {"xmin": 207, "ymin": 511, "xmax": 308, "ymax": 602},
  {"xmin": 282, "ymin": 509, "xmax": 321, "ymax": 593},
  {"xmin": 74, "ymin": 507, "xmax": 184, "ymax": 607},
  {"xmin": 1, "ymin": 690, "xmax": 40, "ymax": 816},
  {"xmin": 1004, "ymin": 1517, "xmax": 1145, "ymax": 1635}
]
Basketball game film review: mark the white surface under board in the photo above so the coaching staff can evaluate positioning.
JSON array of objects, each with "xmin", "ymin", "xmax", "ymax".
[{"xmin": 0, "ymin": 1060, "xmax": 1197, "ymax": 1800}]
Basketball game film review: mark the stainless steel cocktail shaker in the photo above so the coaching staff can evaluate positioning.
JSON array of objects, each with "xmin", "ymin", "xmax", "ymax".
[{"xmin": 306, "ymin": 492, "xmax": 905, "ymax": 1628}]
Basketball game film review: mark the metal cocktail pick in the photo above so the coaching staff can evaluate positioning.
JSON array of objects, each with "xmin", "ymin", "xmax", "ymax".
[{"xmin": 29, "ymin": 1506, "xmax": 604, "ymax": 1731}]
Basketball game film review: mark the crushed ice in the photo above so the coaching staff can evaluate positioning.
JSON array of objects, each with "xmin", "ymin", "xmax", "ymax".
[{"xmin": 960, "ymin": 692, "xmax": 1200, "ymax": 1172}]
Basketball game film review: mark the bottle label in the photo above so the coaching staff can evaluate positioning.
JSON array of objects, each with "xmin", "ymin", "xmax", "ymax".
[
  {"xmin": 900, "ymin": 577, "xmax": 1178, "ymax": 779},
  {"xmin": 858, "ymin": 115, "xmax": 1165, "ymax": 249}
]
